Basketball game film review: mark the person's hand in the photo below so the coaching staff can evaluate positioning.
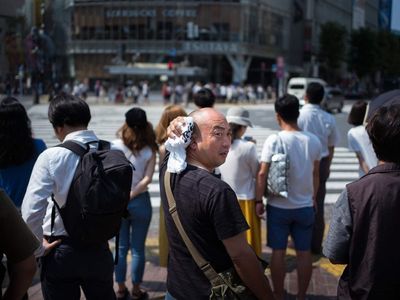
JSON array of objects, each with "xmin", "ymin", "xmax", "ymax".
[
  {"xmin": 313, "ymin": 198, "xmax": 318, "ymax": 214},
  {"xmin": 42, "ymin": 238, "xmax": 61, "ymax": 256},
  {"xmin": 167, "ymin": 116, "xmax": 186, "ymax": 139},
  {"xmin": 255, "ymin": 201, "xmax": 265, "ymax": 219}
]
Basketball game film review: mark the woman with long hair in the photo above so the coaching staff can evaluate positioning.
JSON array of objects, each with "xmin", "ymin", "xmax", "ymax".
[
  {"xmin": 219, "ymin": 107, "xmax": 261, "ymax": 256},
  {"xmin": 0, "ymin": 97, "xmax": 46, "ymax": 207},
  {"xmin": 113, "ymin": 107, "xmax": 158, "ymax": 300},
  {"xmin": 154, "ymin": 104, "xmax": 187, "ymax": 267}
]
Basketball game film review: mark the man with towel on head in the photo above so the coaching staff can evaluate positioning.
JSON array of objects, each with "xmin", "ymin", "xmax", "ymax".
[{"xmin": 159, "ymin": 108, "xmax": 273, "ymax": 300}]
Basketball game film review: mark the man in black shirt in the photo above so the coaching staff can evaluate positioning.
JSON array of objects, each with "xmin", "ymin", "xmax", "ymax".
[{"xmin": 160, "ymin": 108, "xmax": 273, "ymax": 300}]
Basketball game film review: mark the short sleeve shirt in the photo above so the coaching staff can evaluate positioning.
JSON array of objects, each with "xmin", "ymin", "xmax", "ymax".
[
  {"xmin": 160, "ymin": 157, "xmax": 249, "ymax": 300},
  {"xmin": 298, "ymin": 104, "xmax": 339, "ymax": 157},
  {"xmin": 219, "ymin": 139, "xmax": 259, "ymax": 200},
  {"xmin": 260, "ymin": 131, "xmax": 322, "ymax": 209},
  {"xmin": 347, "ymin": 126, "xmax": 378, "ymax": 176},
  {"xmin": 0, "ymin": 190, "xmax": 39, "ymax": 263},
  {"xmin": 112, "ymin": 139, "xmax": 154, "ymax": 189}
]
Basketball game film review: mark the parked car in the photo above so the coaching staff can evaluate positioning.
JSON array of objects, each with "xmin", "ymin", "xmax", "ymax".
[
  {"xmin": 287, "ymin": 77, "xmax": 327, "ymax": 106},
  {"xmin": 321, "ymin": 87, "xmax": 344, "ymax": 113}
]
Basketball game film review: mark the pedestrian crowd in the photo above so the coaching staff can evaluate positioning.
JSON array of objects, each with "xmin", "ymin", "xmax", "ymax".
[{"xmin": 1, "ymin": 84, "xmax": 400, "ymax": 300}]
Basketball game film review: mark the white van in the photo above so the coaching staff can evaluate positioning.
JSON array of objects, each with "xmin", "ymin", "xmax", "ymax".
[{"xmin": 287, "ymin": 77, "xmax": 327, "ymax": 106}]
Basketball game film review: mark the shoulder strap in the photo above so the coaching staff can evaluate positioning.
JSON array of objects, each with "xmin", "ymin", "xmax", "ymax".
[
  {"xmin": 98, "ymin": 140, "xmax": 110, "ymax": 150},
  {"xmin": 56, "ymin": 140, "xmax": 89, "ymax": 157},
  {"xmin": 276, "ymin": 132, "xmax": 286, "ymax": 154},
  {"xmin": 163, "ymin": 171, "xmax": 220, "ymax": 285}
]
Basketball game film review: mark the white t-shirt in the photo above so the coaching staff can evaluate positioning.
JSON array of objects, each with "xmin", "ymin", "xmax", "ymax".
[
  {"xmin": 260, "ymin": 131, "xmax": 322, "ymax": 209},
  {"xmin": 220, "ymin": 139, "xmax": 259, "ymax": 200},
  {"xmin": 298, "ymin": 104, "xmax": 339, "ymax": 157},
  {"xmin": 347, "ymin": 125, "xmax": 378, "ymax": 177},
  {"xmin": 112, "ymin": 139, "xmax": 153, "ymax": 189}
]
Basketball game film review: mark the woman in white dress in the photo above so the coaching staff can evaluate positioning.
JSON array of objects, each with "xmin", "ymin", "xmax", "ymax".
[{"xmin": 219, "ymin": 107, "xmax": 261, "ymax": 255}]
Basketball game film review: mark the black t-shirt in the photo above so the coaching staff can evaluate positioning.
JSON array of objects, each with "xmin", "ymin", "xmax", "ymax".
[{"xmin": 160, "ymin": 158, "xmax": 249, "ymax": 300}]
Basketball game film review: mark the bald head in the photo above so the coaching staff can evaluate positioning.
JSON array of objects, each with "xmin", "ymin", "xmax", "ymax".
[
  {"xmin": 186, "ymin": 108, "xmax": 231, "ymax": 171},
  {"xmin": 189, "ymin": 108, "xmax": 226, "ymax": 140}
]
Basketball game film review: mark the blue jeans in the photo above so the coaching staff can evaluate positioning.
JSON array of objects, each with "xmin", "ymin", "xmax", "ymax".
[{"xmin": 115, "ymin": 191, "xmax": 152, "ymax": 284}]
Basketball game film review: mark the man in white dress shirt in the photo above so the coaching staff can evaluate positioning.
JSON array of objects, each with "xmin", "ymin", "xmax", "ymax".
[
  {"xmin": 298, "ymin": 82, "xmax": 339, "ymax": 254},
  {"xmin": 22, "ymin": 94, "xmax": 117, "ymax": 300}
]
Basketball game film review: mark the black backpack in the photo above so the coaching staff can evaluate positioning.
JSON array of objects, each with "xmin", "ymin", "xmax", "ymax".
[{"xmin": 51, "ymin": 140, "xmax": 133, "ymax": 248}]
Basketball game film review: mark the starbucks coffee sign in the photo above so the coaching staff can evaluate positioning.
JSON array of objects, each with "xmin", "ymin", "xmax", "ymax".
[{"xmin": 105, "ymin": 9, "xmax": 197, "ymax": 19}]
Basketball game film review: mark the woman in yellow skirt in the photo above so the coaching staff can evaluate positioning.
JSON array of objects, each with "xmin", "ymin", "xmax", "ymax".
[
  {"xmin": 155, "ymin": 105, "xmax": 187, "ymax": 267},
  {"xmin": 219, "ymin": 107, "xmax": 262, "ymax": 256}
]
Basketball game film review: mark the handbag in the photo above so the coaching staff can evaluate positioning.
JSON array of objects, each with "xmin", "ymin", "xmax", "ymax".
[
  {"xmin": 164, "ymin": 172, "xmax": 267, "ymax": 300},
  {"xmin": 264, "ymin": 133, "xmax": 289, "ymax": 198}
]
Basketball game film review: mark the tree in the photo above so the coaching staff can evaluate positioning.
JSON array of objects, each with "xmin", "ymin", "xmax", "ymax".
[
  {"xmin": 377, "ymin": 31, "xmax": 400, "ymax": 77},
  {"xmin": 318, "ymin": 22, "xmax": 347, "ymax": 82},
  {"xmin": 348, "ymin": 28, "xmax": 379, "ymax": 79}
]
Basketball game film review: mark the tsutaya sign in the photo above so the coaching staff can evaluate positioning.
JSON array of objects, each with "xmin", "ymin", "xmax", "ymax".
[
  {"xmin": 182, "ymin": 42, "xmax": 239, "ymax": 54},
  {"xmin": 105, "ymin": 9, "xmax": 197, "ymax": 18}
]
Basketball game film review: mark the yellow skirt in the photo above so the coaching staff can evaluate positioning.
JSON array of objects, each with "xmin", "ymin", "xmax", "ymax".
[
  {"xmin": 239, "ymin": 200, "xmax": 262, "ymax": 256},
  {"xmin": 158, "ymin": 204, "xmax": 169, "ymax": 267}
]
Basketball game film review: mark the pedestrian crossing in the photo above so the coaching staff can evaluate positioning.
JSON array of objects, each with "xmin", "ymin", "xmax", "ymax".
[{"xmin": 28, "ymin": 104, "xmax": 359, "ymax": 207}]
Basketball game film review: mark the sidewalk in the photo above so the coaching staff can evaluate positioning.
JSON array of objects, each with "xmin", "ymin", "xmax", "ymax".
[{"xmin": 27, "ymin": 206, "xmax": 344, "ymax": 300}]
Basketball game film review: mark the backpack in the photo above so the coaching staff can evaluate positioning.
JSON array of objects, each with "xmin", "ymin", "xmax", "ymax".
[{"xmin": 51, "ymin": 140, "xmax": 133, "ymax": 247}]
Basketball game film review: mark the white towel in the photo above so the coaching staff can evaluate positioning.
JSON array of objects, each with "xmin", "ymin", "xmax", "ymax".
[{"xmin": 165, "ymin": 117, "xmax": 194, "ymax": 173}]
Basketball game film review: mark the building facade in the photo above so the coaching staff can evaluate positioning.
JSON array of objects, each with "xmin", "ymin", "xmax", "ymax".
[
  {"xmin": 60, "ymin": 0, "xmax": 296, "ymax": 85},
  {"xmin": 1, "ymin": 0, "xmax": 381, "ymax": 89}
]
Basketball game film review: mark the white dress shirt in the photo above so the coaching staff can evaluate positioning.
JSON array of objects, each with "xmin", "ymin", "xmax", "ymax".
[
  {"xmin": 298, "ymin": 103, "xmax": 339, "ymax": 157},
  {"xmin": 22, "ymin": 130, "xmax": 99, "ymax": 257}
]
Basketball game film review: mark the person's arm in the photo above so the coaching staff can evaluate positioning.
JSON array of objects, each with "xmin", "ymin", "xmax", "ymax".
[
  {"xmin": 158, "ymin": 145, "xmax": 166, "ymax": 169},
  {"xmin": 312, "ymin": 160, "xmax": 320, "ymax": 210},
  {"xmin": 327, "ymin": 117, "xmax": 339, "ymax": 170},
  {"xmin": 3, "ymin": 255, "xmax": 37, "ymax": 300},
  {"xmin": 354, "ymin": 151, "xmax": 369, "ymax": 174},
  {"xmin": 322, "ymin": 189, "xmax": 352, "ymax": 264},
  {"xmin": 255, "ymin": 162, "xmax": 269, "ymax": 218},
  {"xmin": 21, "ymin": 152, "xmax": 61, "ymax": 257},
  {"xmin": 327, "ymin": 146, "xmax": 335, "ymax": 168},
  {"xmin": 130, "ymin": 152, "xmax": 156, "ymax": 199},
  {"xmin": 223, "ymin": 233, "xmax": 274, "ymax": 300},
  {"xmin": 0, "ymin": 191, "xmax": 39, "ymax": 299}
]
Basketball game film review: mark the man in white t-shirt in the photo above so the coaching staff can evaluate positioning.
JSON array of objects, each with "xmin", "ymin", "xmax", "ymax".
[
  {"xmin": 256, "ymin": 94, "xmax": 321, "ymax": 300},
  {"xmin": 298, "ymin": 82, "xmax": 339, "ymax": 255}
]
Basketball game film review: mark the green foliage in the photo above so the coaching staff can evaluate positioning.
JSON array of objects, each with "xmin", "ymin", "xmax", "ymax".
[
  {"xmin": 349, "ymin": 28, "xmax": 400, "ymax": 79},
  {"xmin": 319, "ymin": 22, "xmax": 347, "ymax": 71},
  {"xmin": 348, "ymin": 28, "xmax": 379, "ymax": 78},
  {"xmin": 377, "ymin": 31, "xmax": 400, "ymax": 76}
]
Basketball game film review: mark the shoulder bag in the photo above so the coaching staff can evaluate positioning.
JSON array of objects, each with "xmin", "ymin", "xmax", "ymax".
[{"xmin": 264, "ymin": 133, "xmax": 289, "ymax": 198}]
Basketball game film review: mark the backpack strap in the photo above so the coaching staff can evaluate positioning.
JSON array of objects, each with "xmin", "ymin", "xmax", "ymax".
[
  {"xmin": 50, "ymin": 140, "xmax": 89, "ymax": 237},
  {"xmin": 56, "ymin": 140, "xmax": 89, "ymax": 157},
  {"xmin": 98, "ymin": 140, "xmax": 111, "ymax": 150},
  {"xmin": 50, "ymin": 194, "xmax": 62, "ymax": 236}
]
